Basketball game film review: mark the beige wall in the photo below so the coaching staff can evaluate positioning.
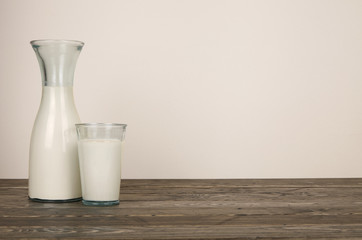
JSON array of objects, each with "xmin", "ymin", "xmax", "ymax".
[{"xmin": 1, "ymin": 0, "xmax": 362, "ymax": 179}]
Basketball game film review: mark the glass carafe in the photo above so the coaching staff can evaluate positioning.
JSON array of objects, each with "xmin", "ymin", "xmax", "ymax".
[{"xmin": 29, "ymin": 40, "xmax": 84, "ymax": 202}]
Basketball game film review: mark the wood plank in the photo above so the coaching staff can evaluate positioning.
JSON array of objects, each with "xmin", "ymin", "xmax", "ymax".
[
  {"xmin": 1, "ymin": 179, "xmax": 362, "ymax": 239},
  {"xmin": 2, "ymin": 178, "xmax": 362, "ymax": 188},
  {"xmin": 1, "ymin": 225, "xmax": 362, "ymax": 239},
  {"xmin": 2, "ymin": 212, "xmax": 362, "ymax": 226},
  {"xmin": 122, "ymin": 178, "xmax": 362, "ymax": 188},
  {"xmin": 2, "ymin": 204, "xmax": 362, "ymax": 217}
]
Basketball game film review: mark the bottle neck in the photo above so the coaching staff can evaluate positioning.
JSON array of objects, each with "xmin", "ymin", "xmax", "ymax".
[
  {"xmin": 41, "ymin": 86, "xmax": 76, "ymax": 105},
  {"xmin": 31, "ymin": 40, "xmax": 83, "ymax": 87},
  {"xmin": 38, "ymin": 86, "xmax": 80, "ymax": 124}
]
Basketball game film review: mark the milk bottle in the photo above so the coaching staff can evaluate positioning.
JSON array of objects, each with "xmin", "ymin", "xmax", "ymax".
[{"xmin": 29, "ymin": 40, "xmax": 84, "ymax": 202}]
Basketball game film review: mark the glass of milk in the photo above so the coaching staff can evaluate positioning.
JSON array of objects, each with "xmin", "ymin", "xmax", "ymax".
[{"xmin": 75, "ymin": 123, "xmax": 127, "ymax": 206}]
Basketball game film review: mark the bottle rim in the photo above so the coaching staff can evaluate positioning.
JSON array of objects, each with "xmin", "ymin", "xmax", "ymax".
[{"xmin": 30, "ymin": 39, "xmax": 84, "ymax": 47}]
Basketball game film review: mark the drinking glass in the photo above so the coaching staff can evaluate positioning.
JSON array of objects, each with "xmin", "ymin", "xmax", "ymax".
[{"xmin": 75, "ymin": 123, "xmax": 127, "ymax": 206}]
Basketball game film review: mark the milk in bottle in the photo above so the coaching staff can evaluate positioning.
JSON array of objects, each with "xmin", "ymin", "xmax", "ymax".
[{"xmin": 29, "ymin": 40, "xmax": 84, "ymax": 202}]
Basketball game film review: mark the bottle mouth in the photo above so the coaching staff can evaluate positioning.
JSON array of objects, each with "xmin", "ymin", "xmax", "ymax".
[{"xmin": 30, "ymin": 39, "xmax": 84, "ymax": 47}]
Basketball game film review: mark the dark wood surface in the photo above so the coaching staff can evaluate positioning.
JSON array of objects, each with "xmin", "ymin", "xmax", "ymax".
[{"xmin": 1, "ymin": 179, "xmax": 362, "ymax": 239}]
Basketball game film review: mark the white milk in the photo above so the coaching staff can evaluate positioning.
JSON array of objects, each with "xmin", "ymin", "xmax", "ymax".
[
  {"xmin": 29, "ymin": 86, "xmax": 81, "ymax": 200},
  {"xmin": 78, "ymin": 139, "xmax": 122, "ymax": 201}
]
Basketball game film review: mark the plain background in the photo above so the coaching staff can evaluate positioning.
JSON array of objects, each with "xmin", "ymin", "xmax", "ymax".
[{"xmin": 1, "ymin": 0, "xmax": 362, "ymax": 179}]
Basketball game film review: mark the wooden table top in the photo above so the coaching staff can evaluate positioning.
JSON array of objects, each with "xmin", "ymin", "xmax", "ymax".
[{"xmin": 1, "ymin": 179, "xmax": 362, "ymax": 239}]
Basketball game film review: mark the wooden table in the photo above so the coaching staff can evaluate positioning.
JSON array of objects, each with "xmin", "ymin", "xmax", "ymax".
[{"xmin": 1, "ymin": 179, "xmax": 362, "ymax": 239}]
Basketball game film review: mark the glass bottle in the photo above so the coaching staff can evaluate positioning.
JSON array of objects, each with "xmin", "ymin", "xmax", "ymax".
[{"xmin": 29, "ymin": 40, "xmax": 84, "ymax": 202}]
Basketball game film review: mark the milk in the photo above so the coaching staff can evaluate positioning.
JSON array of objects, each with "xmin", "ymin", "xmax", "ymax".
[
  {"xmin": 77, "ymin": 139, "xmax": 122, "ymax": 201},
  {"xmin": 29, "ymin": 86, "xmax": 81, "ymax": 200}
]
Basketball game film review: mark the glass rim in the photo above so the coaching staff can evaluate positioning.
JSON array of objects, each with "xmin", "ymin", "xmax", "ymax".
[
  {"xmin": 75, "ymin": 123, "xmax": 127, "ymax": 128},
  {"xmin": 30, "ymin": 39, "xmax": 85, "ymax": 47}
]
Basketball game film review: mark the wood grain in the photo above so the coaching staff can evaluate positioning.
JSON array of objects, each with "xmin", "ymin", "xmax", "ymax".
[{"xmin": 0, "ymin": 179, "xmax": 362, "ymax": 239}]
